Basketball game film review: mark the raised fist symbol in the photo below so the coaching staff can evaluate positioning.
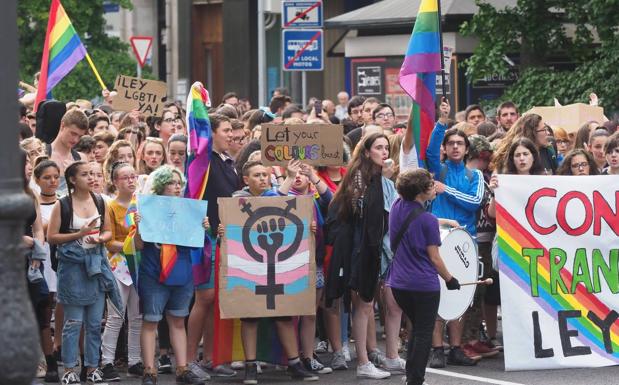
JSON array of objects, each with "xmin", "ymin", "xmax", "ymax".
[{"xmin": 257, "ymin": 217, "xmax": 285, "ymax": 257}]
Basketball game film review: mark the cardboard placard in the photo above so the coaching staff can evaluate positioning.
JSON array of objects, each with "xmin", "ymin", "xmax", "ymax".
[
  {"xmin": 526, "ymin": 103, "xmax": 607, "ymax": 134},
  {"xmin": 218, "ymin": 196, "xmax": 316, "ymax": 319},
  {"xmin": 260, "ymin": 123, "xmax": 343, "ymax": 166},
  {"xmin": 113, "ymin": 75, "xmax": 167, "ymax": 116}
]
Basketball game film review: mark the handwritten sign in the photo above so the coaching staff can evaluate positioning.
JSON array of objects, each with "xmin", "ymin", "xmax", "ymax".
[
  {"xmin": 113, "ymin": 75, "xmax": 167, "ymax": 116},
  {"xmin": 260, "ymin": 124, "xmax": 343, "ymax": 166},
  {"xmin": 137, "ymin": 194, "xmax": 207, "ymax": 247}
]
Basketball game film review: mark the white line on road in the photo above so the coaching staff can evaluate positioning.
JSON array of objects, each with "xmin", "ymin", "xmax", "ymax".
[{"xmin": 426, "ymin": 368, "xmax": 525, "ymax": 385}]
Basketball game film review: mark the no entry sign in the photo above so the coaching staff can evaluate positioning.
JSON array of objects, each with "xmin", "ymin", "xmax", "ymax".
[{"xmin": 282, "ymin": 29, "xmax": 323, "ymax": 71}]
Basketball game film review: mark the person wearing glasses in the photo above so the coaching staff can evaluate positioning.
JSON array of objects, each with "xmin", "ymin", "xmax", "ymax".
[
  {"xmin": 228, "ymin": 119, "xmax": 247, "ymax": 161},
  {"xmin": 556, "ymin": 149, "xmax": 599, "ymax": 175},
  {"xmin": 155, "ymin": 109, "xmax": 182, "ymax": 145},
  {"xmin": 372, "ymin": 103, "xmax": 396, "ymax": 135},
  {"xmin": 551, "ymin": 127, "xmax": 572, "ymax": 165}
]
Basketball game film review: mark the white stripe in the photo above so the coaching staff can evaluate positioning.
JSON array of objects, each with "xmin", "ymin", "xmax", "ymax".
[
  {"xmin": 444, "ymin": 169, "xmax": 484, "ymax": 204},
  {"xmin": 228, "ymin": 250, "xmax": 310, "ymax": 275},
  {"xmin": 426, "ymin": 368, "xmax": 525, "ymax": 385}
]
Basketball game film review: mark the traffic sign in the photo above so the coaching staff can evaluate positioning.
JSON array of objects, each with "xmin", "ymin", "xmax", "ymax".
[
  {"xmin": 282, "ymin": 29, "xmax": 323, "ymax": 71},
  {"xmin": 282, "ymin": 1, "xmax": 323, "ymax": 28},
  {"xmin": 129, "ymin": 36, "xmax": 153, "ymax": 68}
]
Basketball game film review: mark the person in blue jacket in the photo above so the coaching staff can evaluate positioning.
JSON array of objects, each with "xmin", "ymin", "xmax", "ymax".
[{"xmin": 425, "ymin": 98, "xmax": 485, "ymax": 368}]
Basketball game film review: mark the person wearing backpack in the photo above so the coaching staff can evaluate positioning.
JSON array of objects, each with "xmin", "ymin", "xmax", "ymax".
[
  {"xmin": 47, "ymin": 161, "xmax": 121, "ymax": 385},
  {"xmin": 425, "ymin": 99, "xmax": 485, "ymax": 367}
]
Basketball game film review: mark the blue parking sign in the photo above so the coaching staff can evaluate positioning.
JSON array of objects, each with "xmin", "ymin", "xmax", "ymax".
[{"xmin": 282, "ymin": 29, "xmax": 323, "ymax": 71}]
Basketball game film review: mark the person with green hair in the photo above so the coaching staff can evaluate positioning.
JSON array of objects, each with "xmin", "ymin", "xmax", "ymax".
[{"xmin": 133, "ymin": 165, "xmax": 209, "ymax": 385}]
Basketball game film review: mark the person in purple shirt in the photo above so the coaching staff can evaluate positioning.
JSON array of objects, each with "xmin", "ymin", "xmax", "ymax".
[{"xmin": 386, "ymin": 168, "xmax": 460, "ymax": 385}]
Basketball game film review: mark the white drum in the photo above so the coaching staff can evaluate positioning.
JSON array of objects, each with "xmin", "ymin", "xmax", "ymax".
[{"xmin": 437, "ymin": 228, "xmax": 480, "ymax": 321}]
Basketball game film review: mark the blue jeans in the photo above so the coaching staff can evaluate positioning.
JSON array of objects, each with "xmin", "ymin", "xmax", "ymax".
[
  {"xmin": 138, "ymin": 273, "xmax": 193, "ymax": 322},
  {"xmin": 62, "ymin": 295, "xmax": 106, "ymax": 369}
]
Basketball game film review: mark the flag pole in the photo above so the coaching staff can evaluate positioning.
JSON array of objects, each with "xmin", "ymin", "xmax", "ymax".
[
  {"xmin": 436, "ymin": 0, "xmax": 447, "ymax": 98},
  {"xmin": 84, "ymin": 52, "xmax": 107, "ymax": 90}
]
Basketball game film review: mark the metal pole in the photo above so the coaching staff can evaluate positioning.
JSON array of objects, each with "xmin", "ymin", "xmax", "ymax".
[
  {"xmin": 301, "ymin": 71, "xmax": 307, "ymax": 108},
  {"xmin": 436, "ymin": 0, "xmax": 447, "ymax": 98},
  {"xmin": 0, "ymin": 1, "xmax": 41, "ymax": 384},
  {"xmin": 137, "ymin": 63, "xmax": 142, "ymax": 79},
  {"xmin": 257, "ymin": 0, "xmax": 266, "ymax": 106}
]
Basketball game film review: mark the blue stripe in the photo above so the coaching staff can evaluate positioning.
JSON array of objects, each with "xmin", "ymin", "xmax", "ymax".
[
  {"xmin": 406, "ymin": 31, "xmax": 440, "ymax": 56},
  {"xmin": 226, "ymin": 275, "xmax": 308, "ymax": 295},
  {"xmin": 48, "ymin": 34, "xmax": 84, "ymax": 75}
]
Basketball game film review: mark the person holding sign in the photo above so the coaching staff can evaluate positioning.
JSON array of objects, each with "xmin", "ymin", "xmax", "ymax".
[{"xmin": 132, "ymin": 165, "xmax": 207, "ymax": 385}]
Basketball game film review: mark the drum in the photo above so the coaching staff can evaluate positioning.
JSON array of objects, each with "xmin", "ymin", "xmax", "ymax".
[{"xmin": 437, "ymin": 227, "xmax": 481, "ymax": 321}]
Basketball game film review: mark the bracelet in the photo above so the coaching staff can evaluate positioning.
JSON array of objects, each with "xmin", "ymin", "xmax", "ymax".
[
  {"xmin": 313, "ymin": 179, "xmax": 321, "ymax": 185},
  {"xmin": 276, "ymin": 175, "xmax": 284, "ymax": 180}
]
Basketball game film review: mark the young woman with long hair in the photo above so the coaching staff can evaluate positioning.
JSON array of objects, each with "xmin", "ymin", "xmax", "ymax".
[
  {"xmin": 556, "ymin": 149, "xmax": 599, "ymax": 176},
  {"xmin": 103, "ymin": 140, "xmax": 137, "ymax": 194}
]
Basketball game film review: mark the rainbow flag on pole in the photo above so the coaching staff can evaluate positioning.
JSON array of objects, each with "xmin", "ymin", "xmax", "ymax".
[
  {"xmin": 123, "ymin": 195, "xmax": 140, "ymax": 284},
  {"xmin": 185, "ymin": 82, "xmax": 213, "ymax": 200},
  {"xmin": 398, "ymin": 0, "xmax": 442, "ymax": 162},
  {"xmin": 35, "ymin": 0, "xmax": 87, "ymax": 110}
]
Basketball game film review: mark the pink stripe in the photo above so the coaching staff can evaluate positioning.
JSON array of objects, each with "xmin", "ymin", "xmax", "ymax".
[
  {"xmin": 46, "ymin": 45, "xmax": 86, "ymax": 91},
  {"xmin": 399, "ymin": 73, "xmax": 435, "ymax": 117},
  {"xmin": 401, "ymin": 53, "xmax": 441, "ymax": 74},
  {"xmin": 226, "ymin": 239, "xmax": 310, "ymax": 263},
  {"xmin": 227, "ymin": 264, "xmax": 309, "ymax": 285}
]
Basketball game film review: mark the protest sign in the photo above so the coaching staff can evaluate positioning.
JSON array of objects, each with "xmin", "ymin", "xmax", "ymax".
[
  {"xmin": 260, "ymin": 123, "xmax": 343, "ymax": 166},
  {"xmin": 496, "ymin": 175, "xmax": 619, "ymax": 370},
  {"xmin": 526, "ymin": 103, "xmax": 607, "ymax": 134},
  {"xmin": 137, "ymin": 194, "xmax": 208, "ymax": 247},
  {"xmin": 218, "ymin": 196, "xmax": 316, "ymax": 318},
  {"xmin": 113, "ymin": 75, "xmax": 167, "ymax": 116}
]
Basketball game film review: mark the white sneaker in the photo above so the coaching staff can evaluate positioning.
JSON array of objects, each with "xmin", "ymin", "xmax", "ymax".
[
  {"xmin": 342, "ymin": 343, "xmax": 352, "ymax": 362},
  {"xmin": 231, "ymin": 361, "xmax": 244, "ymax": 370},
  {"xmin": 356, "ymin": 361, "xmax": 390, "ymax": 379},
  {"xmin": 383, "ymin": 357, "xmax": 406, "ymax": 373},
  {"xmin": 315, "ymin": 340, "xmax": 328, "ymax": 354}
]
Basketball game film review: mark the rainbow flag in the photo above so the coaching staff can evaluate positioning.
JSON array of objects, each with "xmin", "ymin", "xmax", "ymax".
[
  {"xmin": 184, "ymin": 82, "xmax": 212, "ymax": 200},
  {"xmin": 123, "ymin": 195, "xmax": 140, "ymax": 284},
  {"xmin": 398, "ymin": 0, "xmax": 442, "ymax": 161},
  {"xmin": 35, "ymin": 0, "xmax": 87, "ymax": 111}
]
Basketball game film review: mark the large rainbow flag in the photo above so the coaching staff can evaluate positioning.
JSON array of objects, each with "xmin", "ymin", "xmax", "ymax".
[
  {"xmin": 35, "ymin": 0, "xmax": 87, "ymax": 110},
  {"xmin": 123, "ymin": 195, "xmax": 141, "ymax": 285},
  {"xmin": 398, "ymin": 0, "xmax": 442, "ymax": 162}
]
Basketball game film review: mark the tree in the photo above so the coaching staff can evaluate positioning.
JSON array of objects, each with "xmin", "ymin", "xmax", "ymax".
[
  {"xmin": 17, "ymin": 0, "xmax": 148, "ymax": 102},
  {"xmin": 460, "ymin": 0, "xmax": 619, "ymax": 112}
]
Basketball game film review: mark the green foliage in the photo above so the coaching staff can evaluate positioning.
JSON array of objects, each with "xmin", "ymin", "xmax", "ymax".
[
  {"xmin": 17, "ymin": 0, "xmax": 148, "ymax": 102},
  {"xmin": 460, "ymin": 0, "xmax": 619, "ymax": 112}
]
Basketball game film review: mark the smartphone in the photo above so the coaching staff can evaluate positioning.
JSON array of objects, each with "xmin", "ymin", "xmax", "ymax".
[
  {"xmin": 88, "ymin": 215, "xmax": 102, "ymax": 227},
  {"xmin": 314, "ymin": 100, "xmax": 322, "ymax": 115}
]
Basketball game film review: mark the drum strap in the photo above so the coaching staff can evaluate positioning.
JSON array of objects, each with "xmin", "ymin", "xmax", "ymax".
[{"xmin": 391, "ymin": 206, "xmax": 424, "ymax": 255}]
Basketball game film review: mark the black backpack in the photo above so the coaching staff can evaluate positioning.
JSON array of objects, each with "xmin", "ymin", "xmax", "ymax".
[
  {"xmin": 58, "ymin": 192, "xmax": 105, "ymax": 234},
  {"xmin": 36, "ymin": 99, "xmax": 66, "ymax": 144}
]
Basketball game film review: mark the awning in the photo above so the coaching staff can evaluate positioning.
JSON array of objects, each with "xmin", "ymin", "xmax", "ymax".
[{"xmin": 325, "ymin": 0, "xmax": 514, "ymax": 29}]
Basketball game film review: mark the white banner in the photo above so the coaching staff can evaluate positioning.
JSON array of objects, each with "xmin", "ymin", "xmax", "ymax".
[{"xmin": 496, "ymin": 175, "xmax": 619, "ymax": 370}]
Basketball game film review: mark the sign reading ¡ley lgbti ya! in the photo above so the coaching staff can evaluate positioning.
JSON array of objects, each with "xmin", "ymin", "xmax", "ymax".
[
  {"xmin": 113, "ymin": 75, "xmax": 167, "ymax": 116},
  {"xmin": 260, "ymin": 124, "xmax": 343, "ymax": 167},
  {"xmin": 496, "ymin": 175, "xmax": 619, "ymax": 371}
]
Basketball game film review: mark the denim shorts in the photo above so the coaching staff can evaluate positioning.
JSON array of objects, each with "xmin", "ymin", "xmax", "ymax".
[{"xmin": 138, "ymin": 273, "xmax": 193, "ymax": 322}]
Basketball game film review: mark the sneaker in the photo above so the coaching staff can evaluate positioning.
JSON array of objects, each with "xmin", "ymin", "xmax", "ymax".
[
  {"xmin": 461, "ymin": 345, "xmax": 483, "ymax": 361},
  {"xmin": 315, "ymin": 340, "xmax": 328, "ymax": 354},
  {"xmin": 127, "ymin": 362, "xmax": 145, "ymax": 378},
  {"xmin": 187, "ymin": 362, "xmax": 210, "ymax": 381},
  {"xmin": 382, "ymin": 357, "xmax": 406, "ymax": 373},
  {"xmin": 287, "ymin": 361, "xmax": 319, "ymax": 381},
  {"xmin": 243, "ymin": 362, "xmax": 258, "ymax": 385},
  {"xmin": 368, "ymin": 349, "xmax": 386, "ymax": 368},
  {"xmin": 45, "ymin": 367, "xmax": 60, "ymax": 383},
  {"xmin": 86, "ymin": 368, "xmax": 108, "ymax": 384},
  {"xmin": 489, "ymin": 338, "xmax": 504, "ymax": 352},
  {"xmin": 158, "ymin": 355, "xmax": 173, "ymax": 374},
  {"xmin": 330, "ymin": 351, "xmax": 348, "ymax": 371},
  {"xmin": 100, "ymin": 363, "xmax": 120, "ymax": 382},
  {"xmin": 302, "ymin": 357, "xmax": 333, "ymax": 374},
  {"xmin": 142, "ymin": 373, "xmax": 157, "ymax": 385},
  {"xmin": 230, "ymin": 361, "xmax": 244, "ymax": 370},
  {"xmin": 342, "ymin": 343, "xmax": 352, "ymax": 362},
  {"xmin": 447, "ymin": 346, "xmax": 478, "ymax": 366},
  {"xmin": 202, "ymin": 360, "xmax": 236, "ymax": 377},
  {"xmin": 54, "ymin": 349, "xmax": 63, "ymax": 367},
  {"xmin": 61, "ymin": 371, "xmax": 80, "ymax": 385},
  {"xmin": 428, "ymin": 347, "xmax": 445, "ymax": 368},
  {"xmin": 80, "ymin": 366, "xmax": 87, "ymax": 382},
  {"xmin": 356, "ymin": 361, "xmax": 390, "ymax": 379},
  {"xmin": 467, "ymin": 341, "xmax": 500, "ymax": 358},
  {"xmin": 176, "ymin": 369, "xmax": 206, "ymax": 385},
  {"xmin": 37, "ymin": 362, "xmax": 47, "ymax": 378}
]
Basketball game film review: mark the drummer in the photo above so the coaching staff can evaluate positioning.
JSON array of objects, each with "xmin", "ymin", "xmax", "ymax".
[
  {"xmin": 425, "ymin": 99, "xmax": 485, "ymax": 367},
  {"xmin": 386, "ymin": 168, "xmax": 461, "ymax": 385}
]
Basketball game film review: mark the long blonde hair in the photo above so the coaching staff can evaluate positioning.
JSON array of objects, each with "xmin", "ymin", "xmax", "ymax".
[{"xmin": 491, "ymin": 113, "xmax": 543, "ymax": 172}]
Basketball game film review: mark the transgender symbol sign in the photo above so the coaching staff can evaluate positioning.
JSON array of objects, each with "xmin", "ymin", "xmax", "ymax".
[{"xmin": 218, "ymin": 196, "xmax": 316, "ymax": 319}]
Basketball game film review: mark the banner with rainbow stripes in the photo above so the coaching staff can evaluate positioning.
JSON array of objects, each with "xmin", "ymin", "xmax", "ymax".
[{"xmin": 496, "ymin": 175, "xmax": 619, "ymax": 370}]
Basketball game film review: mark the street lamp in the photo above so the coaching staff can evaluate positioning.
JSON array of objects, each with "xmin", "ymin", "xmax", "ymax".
[{"xmin": 0, "ymin": 1, "xmax": 43, "ymax": 384}]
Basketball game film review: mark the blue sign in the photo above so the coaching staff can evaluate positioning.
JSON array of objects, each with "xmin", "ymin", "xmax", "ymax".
[
  {"xmin": 282, "ymin": 1, "xmax": 323, "ymax": 28},
  {"xmin": 282, "ymin": 29, "xmax": 323, "ymax": 71},
  {"xmin": 137, "ymin": 194, "xmax": 208, "ymax": 248}
]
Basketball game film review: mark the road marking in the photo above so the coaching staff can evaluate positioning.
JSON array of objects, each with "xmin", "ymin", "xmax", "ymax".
[{"xmin": 426, "ymin": 368, "xmax": 525, "ymax": 385}]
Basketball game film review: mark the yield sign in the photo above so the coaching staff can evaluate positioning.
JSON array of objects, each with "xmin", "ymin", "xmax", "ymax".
[{"xmin": 129, "ymin": 36, "xmax": 153, "ymax": 68}]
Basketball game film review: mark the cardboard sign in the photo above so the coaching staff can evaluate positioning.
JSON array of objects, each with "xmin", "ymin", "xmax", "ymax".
[
  {"xmin": 218, "ymin": 196, "xmax": 316, "ymax": 318},
  {"xmin": 260, "ymin": 123, "xmax": 343, "ymax": 166},
  {"xmin": 496, "ymin": 175, "xmax": 619, "ymax": 370},
  {"xmin": 113, "ymin": 75, "xmax": 167, "ymax": 116},
  {"xmin": 137, "ymin": 194, "xmax": 208, "ymax": 247},
  {"xmin": 526, "ymin": 103, "xmax": 607, "ymax": 134}
]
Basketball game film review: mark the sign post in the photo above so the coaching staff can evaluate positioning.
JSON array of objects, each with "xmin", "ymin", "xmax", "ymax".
[{"xmin": 129, "ymin": 36, "xmax": 153, "ymax": 79}]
